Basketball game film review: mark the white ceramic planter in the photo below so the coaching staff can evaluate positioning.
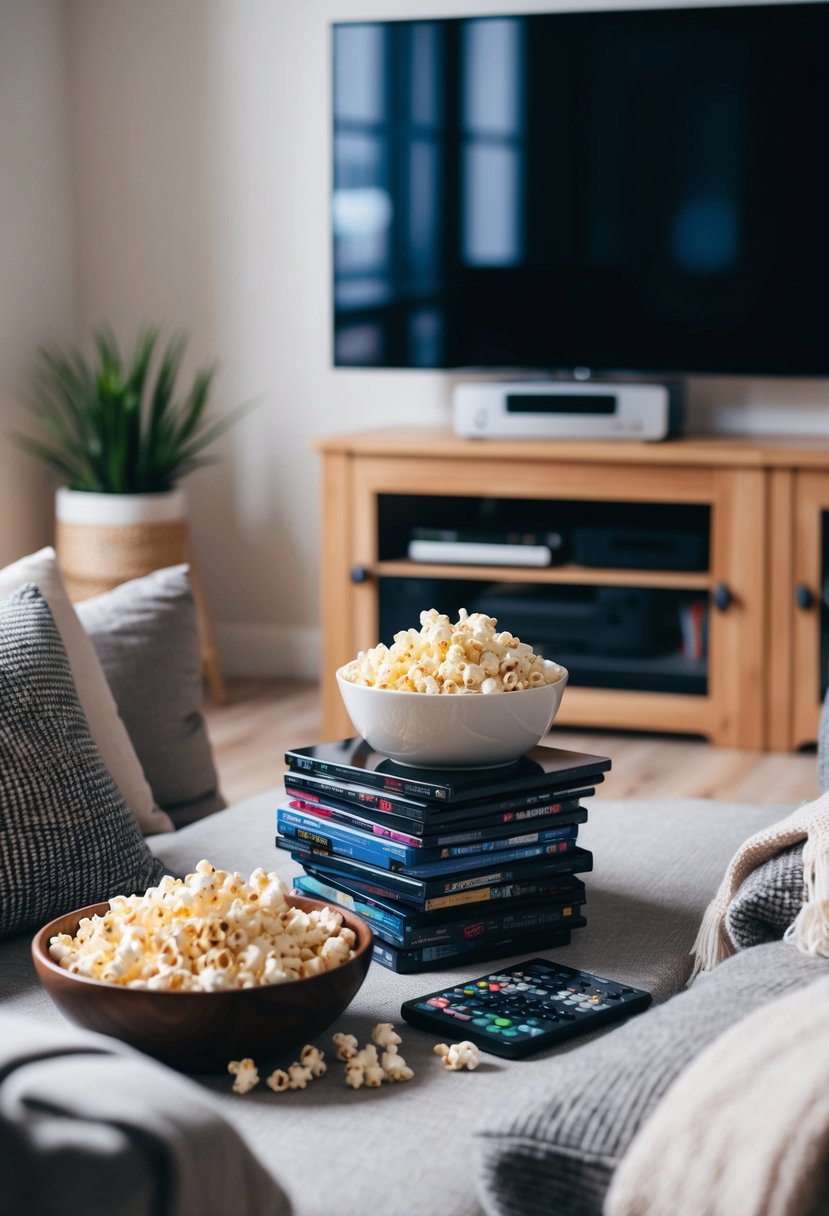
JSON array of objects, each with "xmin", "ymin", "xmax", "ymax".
[{"xmin": 55, "ymin": 487, "xmax": 187, "ymax": 526}]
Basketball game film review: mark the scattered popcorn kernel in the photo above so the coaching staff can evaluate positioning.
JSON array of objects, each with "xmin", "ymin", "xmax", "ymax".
[
  {"xmin": 371, "ymin": 1022, "xmax": 402, "ymax": 1050},
  {"xmin": 48, "ymin": 862, "xmax": 356, "ymax": 991},
  {"xmin": 344, "ymin": 1066, "xmax": 365, "ymax": 1090},
  {"xmin": 228, "ymin": 1057, "xmax": 260, "ymax": 1094},
  {"xmin": 333, "ymin": 1032, "xmax": 359, "ymax": 1061},
  {"xmin": 340, "ymin": 609, "xmax": 563, "ymax": 694},
  {"xmin": 434, "ymin": 1041, "xmax": 481, "ymax": 1071},
  {"xmin": 266, "ymin": 1069, "xmax": 290, "ymax": 1093},
  {"xmin": 363, "ymin": 1064, "xmax": 385, "ymax": 1088},
  {"xmin": 299, "ymin": 1044, "xmax": 327, "ymax": 1078},
  {"xmin": 382, "ymin": 1050, "xmax": 413, "ymax": 1082},
  {"xmin": 286, "ymin": 1062, "xmax": 314, "ymax": 1090}
]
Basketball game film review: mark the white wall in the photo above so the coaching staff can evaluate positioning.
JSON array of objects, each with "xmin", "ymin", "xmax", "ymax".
[
  {"xmin": 0, "ymin": 0, "xmax": 76, "ymax": 566},
  {"xmin": 64, "ymin": 0, "xmax": 829, "ymax": 678}
]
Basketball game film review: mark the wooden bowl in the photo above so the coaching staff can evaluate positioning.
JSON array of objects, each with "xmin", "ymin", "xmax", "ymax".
[{"xmin": 32, "ymin": 895, "xmax": 373, "ymax": 1073}]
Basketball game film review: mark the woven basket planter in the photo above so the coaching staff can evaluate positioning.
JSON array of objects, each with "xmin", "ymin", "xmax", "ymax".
[{"xmin": 55, "ymin": 488, "xmax": 189, "ymax": 603}]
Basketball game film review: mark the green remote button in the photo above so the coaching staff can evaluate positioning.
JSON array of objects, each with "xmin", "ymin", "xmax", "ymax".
[{"xmin": 494, "ymin": 1017, "xmax": 512, "ymax": 1028}]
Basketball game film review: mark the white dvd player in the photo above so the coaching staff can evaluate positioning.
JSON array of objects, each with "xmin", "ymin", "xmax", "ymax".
[{"xmin": 452, "ymin": 381, "xmax": 684, "ymax": 441}]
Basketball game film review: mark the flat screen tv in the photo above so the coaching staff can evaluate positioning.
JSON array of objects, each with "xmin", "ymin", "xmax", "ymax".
[{"xmin": 332, "ymin": 2, "xmax": 829, "ymax": 377}]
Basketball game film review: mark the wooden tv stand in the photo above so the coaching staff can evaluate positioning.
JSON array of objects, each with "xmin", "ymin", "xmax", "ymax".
[{"xmin": 314, "ymin": 428, "xmax": 829, "ymax": 751}]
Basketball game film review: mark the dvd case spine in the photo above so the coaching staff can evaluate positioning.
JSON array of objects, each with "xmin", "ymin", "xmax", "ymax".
[
  {"xmin": 284, "ymin": 771, "xmax": 591, "ymax": 829},
  {"xmin": 277, "ymin": 839, "xmax": 592, "ymax": 899},
  {"xmin": 276, "ymin": 804, "xmax": 579, "ymax": 870},
  {"xmin": 371, "ymin": 927, "xmax": 573, "ymax": 973},
  {"xmin": 303, "ymin": 862, "xmax": 588, "ymax": 912}
]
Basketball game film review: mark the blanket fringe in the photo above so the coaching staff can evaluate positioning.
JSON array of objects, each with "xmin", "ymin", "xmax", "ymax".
[
  {"xmin": 688, "ymin": 899, "xmax": 734, "ymax": 983},
  {"xmin": 784, "ymin": 846, "xmax": 829, "ymax": 958}
]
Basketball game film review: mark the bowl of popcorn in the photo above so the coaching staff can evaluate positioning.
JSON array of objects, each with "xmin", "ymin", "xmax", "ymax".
[
  {"xmin": 31, "ymin": 862, "xmax": 373, "ymax": 1073},
  {"xmin": 336, "ymin": 608, "xmax": 568, "ymax": 768}
]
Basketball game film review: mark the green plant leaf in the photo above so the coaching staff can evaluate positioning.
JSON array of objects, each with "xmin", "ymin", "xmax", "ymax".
[{"xmin": 15, "ymin": 326, "xmax": 245, "ymax": 495}]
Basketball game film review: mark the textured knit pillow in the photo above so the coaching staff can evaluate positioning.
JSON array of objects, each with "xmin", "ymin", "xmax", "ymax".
[
  {"xmin": 0, "ymin": 549, "xmax": 171, "ymax": 834},
  {"xmin": 75, "ymin": 566, "xmax": 225, "ymax": 828},
  {"xmin": 724, "ymin": 843, "xmax": 805, "ymax": 950},
  {"xmin": 474, "ymin": 941, "xmax": 827, "ymax": 1216},
  {"xmin": 0, "ymin": 585, "xmax": 165, "ymax": 938}
]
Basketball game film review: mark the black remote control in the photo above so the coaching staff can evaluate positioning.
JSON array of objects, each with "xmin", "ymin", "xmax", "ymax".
[{"xmin": 401, "ymin": 957, "xmax": 652, "ymax": 1059}]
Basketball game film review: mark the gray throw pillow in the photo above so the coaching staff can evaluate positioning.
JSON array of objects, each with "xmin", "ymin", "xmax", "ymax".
[
  {"xmin": 0, "ymin": 586, "xmax": 165, "ymax": 938},
  {"xmin": 725, "ymin": 843, "xmax": 805, "ymax": 950},
  {"xmin": 474, "ymin": 940, "xmax": 827, "ymax": 1216},
  {"xmin": 76, "ymin": 567, "xmax": 225, "ymax": 829}
]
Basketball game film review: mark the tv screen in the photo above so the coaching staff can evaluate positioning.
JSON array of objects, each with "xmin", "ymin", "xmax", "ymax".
[{"xmin": 332, "ymin": 2, "xmax": 829, "ymax": 377}]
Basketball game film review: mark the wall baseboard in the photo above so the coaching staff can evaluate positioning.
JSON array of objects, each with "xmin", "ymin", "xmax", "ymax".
[{"xmin": 215, "ymin": 623, "xmax": 321, "ymax": 681}]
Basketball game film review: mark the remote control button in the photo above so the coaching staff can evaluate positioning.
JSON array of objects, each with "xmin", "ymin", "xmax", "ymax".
[
  {"xmin": 489, "ymin": 983, "xmax": 501, "ymax": 992},
  {"xmin": 453, "ymin": 1013, "xmax": 472, "ymax": 1022},
  {"xmin": 428, "ymin": 997, "xmax": 450, "ymax": 1007},
  {"xmin": 494, "ymin": 1018, "xmax": 512, "ymax": 1028},
  {"xmin": 485, "ymin": 1025, "xmax": 503, "ymax": 1035},
  {"xmin": 463, "ymin": 986, "xmax": 476, "ymax": 995},
  {"xmin": 501, "ymin": 1029, "xmax": 520, "ymax": 1038},
  {"xmin": 476, "ymin": 981, "xmax": 489, "ymax": 989},
  {"xmin": 526, "ymin": 1018, "xmax": 543, "ymax": 1026},
  {"xmin": 472, "ymin": 1017, "xmax": 490, "ymax": 1027}
]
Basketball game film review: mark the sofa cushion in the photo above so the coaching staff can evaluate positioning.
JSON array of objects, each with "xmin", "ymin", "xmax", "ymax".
[
  {"xmin": 0, "ymin": 585, "xmax": 165, "ymax": 938},
  {"xmin": 473, "ymin": 940, "xmax": 827, "ymax": 1216},
  {"xmin": 0, "ymin": 1012, "xmax": 291, "ymax": 1216},
  {"xmin": 76, "ymin": 566, "xmax": 225, "ymax": 827},
  {"xmin": 0, "ymin": 548, "xmax": 170, "ymax": 834}
]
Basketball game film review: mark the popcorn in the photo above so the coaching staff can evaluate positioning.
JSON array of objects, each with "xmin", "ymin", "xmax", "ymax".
[
  {"xmin": 434, "ymin": 1041, "xmax": 481, "ymax": 1071},
  {"xmin": 332, "ymin": 1032, "xmax": 359, "ymax": 1061},
  {"xmin": 371, "ymin": 1022, "xmax": 402, "ymax": 1050},
  {"xmin": 266, "ymin": 1068, "xmax": 290, "ymax": 1093},
  {"xmin": 381, "ymin": 1050, "xmax": 413, "ymax": 1082},
  {"xmin": 49, "ymin": 861, "xmax": 356, "ymax": 991},
  {"xmin": 340, "ymin": 1026, "xmax": 414, "ymax": 1087},
  {"xmin": 340, "ymin": 608, "xmax": 564, "ymax": 694},
  {"xmin": 344, "ymin": 1043, "xmax": 382, "ymax": 1089},
  {"xmin": 228, "ymin": 1058, "xmax": 259, "ymax": 1095},
  {"xmin": 300, "ymin": 1044, "xmax": 327, "ymax": 1078}
]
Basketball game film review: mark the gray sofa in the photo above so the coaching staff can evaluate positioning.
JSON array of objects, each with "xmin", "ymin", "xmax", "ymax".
[
  {"xmin": 5, "ymin": 554, "xmax": 825, "ymax": 1214},
  {"xmin": 0, "ymin": 788, "xmax": 796, "ymax": 1216}
]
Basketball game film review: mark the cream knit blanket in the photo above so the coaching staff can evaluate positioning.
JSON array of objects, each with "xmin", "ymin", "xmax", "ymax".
[
  {"xmin": 689, "ymin": 790, "xmax": 829, "ymax": 980},
  {"xmin": 604, "ymin": 974, "xmax": 829, "ymax": 1216}
]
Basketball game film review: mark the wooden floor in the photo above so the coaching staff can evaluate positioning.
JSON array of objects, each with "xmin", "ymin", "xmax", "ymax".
[{"xmin": 204, "ymin": 680, "xmax": 819, "ymax": 809}]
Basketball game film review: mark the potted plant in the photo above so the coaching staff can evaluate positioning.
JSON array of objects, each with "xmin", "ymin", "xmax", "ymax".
[
  {"xmin": 17, "ymin": 327, "xmax": 240, "ymax": 602},
  {"xmin": 16, "ymin": 328, "xmax": 244, "ymax": 702}
]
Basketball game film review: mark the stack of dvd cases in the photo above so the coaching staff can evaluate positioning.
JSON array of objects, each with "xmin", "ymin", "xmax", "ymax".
[{"xmin": 277, "ymin": 739, "xmax": 610, "ymax": 974}]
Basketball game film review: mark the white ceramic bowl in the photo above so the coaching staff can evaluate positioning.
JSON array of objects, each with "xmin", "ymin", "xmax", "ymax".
[{"xmin": 335, "ymin": 666, "xmax": 569, "ymax": 768}]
